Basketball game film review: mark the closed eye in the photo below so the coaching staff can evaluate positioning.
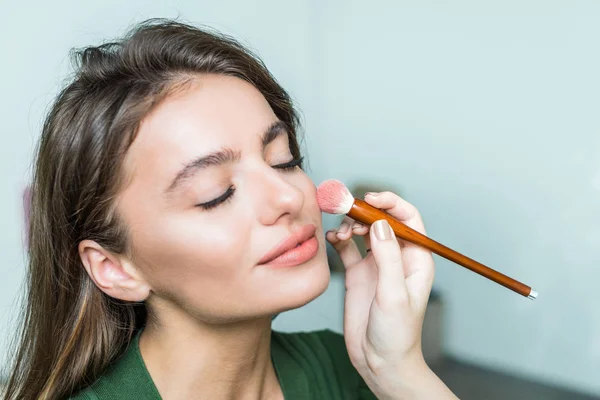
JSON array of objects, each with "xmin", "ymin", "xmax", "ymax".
[
  {"xmin": 196, "ymin": 186, "xmax": 235, "ymax": 210},
  {"xmin": 272, "ymin": 157, "xmax": 304, "ymax": 171}
]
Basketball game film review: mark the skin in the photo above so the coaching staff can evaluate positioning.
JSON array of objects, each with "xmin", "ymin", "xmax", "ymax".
[{"xmin": 78, "ymin": 74, "xmax": 457, "ymax": 399}]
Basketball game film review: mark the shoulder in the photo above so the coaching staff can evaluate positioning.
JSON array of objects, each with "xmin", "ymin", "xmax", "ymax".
[
  {"xmin": 273, "ymin": 328, "xmax": 350, "ymax": 364},
  {"xmin": 272, "ymin": 329, "xmax": 377, "ymax": 399},
  {"xmin": 273, "ymin": 328, "xmax": 346, "ymax": 348},
  {"xmin": 68, "ymin": 387, "xmax": 100, "ymax": 400},
  {"xmin": 283, "ymin": 329, "xmax": 350, "ymax": 357},
  {"xmin": 68, "ymin": 334, "xmax": 160, "ymax": 400}
]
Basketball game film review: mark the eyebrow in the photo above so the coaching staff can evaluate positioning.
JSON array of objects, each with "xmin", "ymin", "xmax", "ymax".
[{"xmin": 165, "ymin": 120, "xmax": 289, "ymax": 194}]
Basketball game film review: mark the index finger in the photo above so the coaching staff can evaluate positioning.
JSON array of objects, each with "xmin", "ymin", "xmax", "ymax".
[
  {"xmin": 364, "ymin": 191, "xmax": 426, "ymax": 235},
  {"xmin": 364, "ymin": 191, "xmax": 434, "ymax": 295}
]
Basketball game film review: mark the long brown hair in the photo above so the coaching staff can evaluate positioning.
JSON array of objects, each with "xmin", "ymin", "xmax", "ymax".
[{"xmin": 4, "ymin": 19, "xmax": 302, "ymax": 400}]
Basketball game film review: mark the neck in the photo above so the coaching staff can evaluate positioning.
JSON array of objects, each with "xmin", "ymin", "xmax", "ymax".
[{"xmin": 139, "ymin": 299, "xmax": 282, "ymax": 400}]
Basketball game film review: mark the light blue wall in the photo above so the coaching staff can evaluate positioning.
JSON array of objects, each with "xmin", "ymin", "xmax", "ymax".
[
  {"xmin": 307, "ymin": 1, "xmax": 600, "ymax": 395},
  {"xmin": 2, "ymin": 0, "xmax": 599, "ymax": 396}
]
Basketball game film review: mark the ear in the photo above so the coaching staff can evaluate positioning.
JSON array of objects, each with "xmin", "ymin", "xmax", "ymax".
[{"xmin": 79, "ymin": 239, "xmax": 150, "ymax": 302}]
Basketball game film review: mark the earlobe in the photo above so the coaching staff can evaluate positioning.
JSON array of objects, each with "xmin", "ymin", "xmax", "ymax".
[{"xmin": 78, "ymin": 240, "xmax": 150, "ymax": 302}]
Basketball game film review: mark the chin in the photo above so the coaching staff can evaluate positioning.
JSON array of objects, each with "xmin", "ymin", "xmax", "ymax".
[{"xmin": 272, "ymin": 252, "xmax": 331, "ymax": 313}]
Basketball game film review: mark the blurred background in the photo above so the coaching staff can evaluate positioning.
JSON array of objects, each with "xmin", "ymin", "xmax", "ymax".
[{"xmin": 1, "ymin": 1, "xmax": 599, "ymax": 399}]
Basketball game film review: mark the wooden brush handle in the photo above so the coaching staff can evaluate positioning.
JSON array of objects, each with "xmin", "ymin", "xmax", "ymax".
[{"xmin": 348, "ymin": 199, "xmax": 535, "ymax": 299}]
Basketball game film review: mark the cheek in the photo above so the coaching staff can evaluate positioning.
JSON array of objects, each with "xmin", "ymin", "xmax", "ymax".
[
  {"xmin": 128, "ymin": 211, "xmax": 254, "ymax": 290},
  {"xmin": 297, "ymin": 174, "xmax": 321, "ymax": 220}
]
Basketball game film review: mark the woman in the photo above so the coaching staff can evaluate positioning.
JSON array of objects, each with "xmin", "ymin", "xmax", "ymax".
[{"xmin": 4, "ymin": 19, "xmax": 457, "ymax": 399}]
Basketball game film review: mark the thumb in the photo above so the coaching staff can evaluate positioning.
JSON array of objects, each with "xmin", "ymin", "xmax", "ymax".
[{"xmin": 370, "ymin": 219, "xmax": 408, "ymax": 308}]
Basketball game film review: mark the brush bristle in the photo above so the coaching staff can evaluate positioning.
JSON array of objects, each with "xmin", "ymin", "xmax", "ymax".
[{"xmin": 316, "ymin": 179, "xmax": 354, "ymax": 214}]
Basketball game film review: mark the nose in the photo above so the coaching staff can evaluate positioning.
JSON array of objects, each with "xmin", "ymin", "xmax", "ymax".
[{"xmin": 251, "ymin": 167, "xmax": 304, "ymax": 226}]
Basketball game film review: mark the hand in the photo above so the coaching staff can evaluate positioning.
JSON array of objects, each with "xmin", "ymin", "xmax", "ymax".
[{"xmin": 326, "ymin": 191, "xmax": 457, "ymax": 399}]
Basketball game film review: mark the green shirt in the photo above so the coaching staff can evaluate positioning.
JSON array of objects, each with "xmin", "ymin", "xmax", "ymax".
[{"xmin": 70, "ymin": 329, "xmax": 377, "ymax": 399}]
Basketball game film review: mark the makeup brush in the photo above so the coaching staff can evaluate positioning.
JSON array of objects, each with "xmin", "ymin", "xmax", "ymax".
[{"xmin": 317, "ymin": 179, "xmax": 537, "ymax": 300}]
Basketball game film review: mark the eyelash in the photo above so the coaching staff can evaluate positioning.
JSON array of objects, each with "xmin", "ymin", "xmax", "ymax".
[
  {"xmin": 196, "ymin": 157, "xmax": 304, "ymax": 210},
  {"xmin": 273, "ymin": 156, "xmax": 304, "ymax": 172}
]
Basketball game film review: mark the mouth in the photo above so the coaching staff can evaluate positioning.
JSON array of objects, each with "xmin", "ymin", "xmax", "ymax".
[{"xmin": 257, "ymin": 224, "xmax": 319, "ymax": 267}]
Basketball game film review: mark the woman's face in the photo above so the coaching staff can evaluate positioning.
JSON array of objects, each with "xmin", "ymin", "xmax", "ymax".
[{"xmin": 116, "ymin": 75, "xmax": 330, "ymax": 322}]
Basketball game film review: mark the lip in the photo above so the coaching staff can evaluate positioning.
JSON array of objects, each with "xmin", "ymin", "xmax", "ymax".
[{"xmin": 258, "ymin": 224, "xmax": 318, "ymax": 266}]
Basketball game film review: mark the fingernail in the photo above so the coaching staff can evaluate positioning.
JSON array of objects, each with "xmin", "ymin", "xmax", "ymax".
[
  {"xmin": 338, "ymin": 223, "xmax": 350, "ymax": 234},
  {"xmin": 374, "ymin": 220, "xmax": 393, "ymax": 240},
  {"xmin": 365, "ymin": 192, "xmax": 379, "ymax": 198}
]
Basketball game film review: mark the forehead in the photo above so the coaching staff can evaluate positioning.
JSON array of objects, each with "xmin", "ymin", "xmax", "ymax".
[
  {"xmin": 122, "ymin": 75, "xmax": 278, "ymax": 182},
  {"xmin": 137, "ymin": 75, "xmax": 275, "ymax": 153}
]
